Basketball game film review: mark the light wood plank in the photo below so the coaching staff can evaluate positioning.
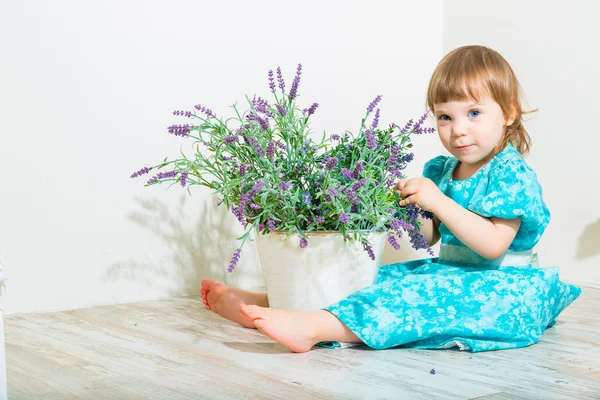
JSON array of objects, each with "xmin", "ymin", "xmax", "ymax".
[{"xmin": 4, "ymin": 287, "xmax": 600, "ymax": 399}]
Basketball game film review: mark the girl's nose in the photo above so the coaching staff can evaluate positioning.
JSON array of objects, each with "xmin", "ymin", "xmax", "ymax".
[{"xmin": 451, "ymin": 124, "xmax": 468, "ymax": 137}]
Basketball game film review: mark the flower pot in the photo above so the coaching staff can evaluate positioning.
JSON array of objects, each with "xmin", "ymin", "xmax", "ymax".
[{"xmin": 255, "ymin": 231, "xmax": 385, "ymax": 311}]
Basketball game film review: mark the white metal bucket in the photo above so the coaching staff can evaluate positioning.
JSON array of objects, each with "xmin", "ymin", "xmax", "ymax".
[{"xmin": 255, "ymin": 231, "xmax": 385, "ymax": 311}]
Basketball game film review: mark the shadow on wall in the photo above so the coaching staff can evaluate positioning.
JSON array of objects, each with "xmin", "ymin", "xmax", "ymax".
[
  {"xmin": 577, "ymin": 218, "xmax": 600, "ymax": 259},
  {"xmin": 104, "ymin": 194, "xmax": 264, "ymax": 297}
]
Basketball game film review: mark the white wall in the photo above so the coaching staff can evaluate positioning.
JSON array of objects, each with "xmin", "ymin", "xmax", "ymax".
[
  {"xmin": 0, "ymin": 1, "xmax": 443, "ymax": 314},
  {"xmin": 444, "ymin": 0, "xmax": 600, "ymax": 288}
]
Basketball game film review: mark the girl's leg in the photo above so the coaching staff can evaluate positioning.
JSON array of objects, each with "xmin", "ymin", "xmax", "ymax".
[
  {"xmin": 200, "ymin": 279, "xmax": 269, "ymax": 328},
  {"xmin": 240, "ymin": 304, "xmax": 361, "ymax": 353}
]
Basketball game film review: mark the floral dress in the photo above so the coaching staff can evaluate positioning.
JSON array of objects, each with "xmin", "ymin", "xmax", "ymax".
[{"xmin": 320, "ymin": 143, "xmax": 582, "ymax": 352}]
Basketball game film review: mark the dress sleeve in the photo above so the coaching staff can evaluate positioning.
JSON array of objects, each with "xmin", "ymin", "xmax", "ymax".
[
  {"xmin": 467, "ymin": 156, "xmax": 550, "ymax": 233},
  {"xmin": 422, "ymin": 155, "xmax": 448, "ymax": 186}
]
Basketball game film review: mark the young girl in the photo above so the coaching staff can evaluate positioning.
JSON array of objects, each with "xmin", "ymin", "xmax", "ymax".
[{"xmin": 201, "ymin": 45, "xmax": 581, "ymax": 353}]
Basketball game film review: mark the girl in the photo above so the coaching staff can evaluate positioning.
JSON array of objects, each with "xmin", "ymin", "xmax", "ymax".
[{"xmin": 201, "ymin": 45, "xmax": 581, "ymax": 353}]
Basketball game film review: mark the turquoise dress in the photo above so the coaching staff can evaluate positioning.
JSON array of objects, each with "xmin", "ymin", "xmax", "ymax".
[{"xmin": 320, "ymin": 143, "xmax": 582, "ymax": 352}]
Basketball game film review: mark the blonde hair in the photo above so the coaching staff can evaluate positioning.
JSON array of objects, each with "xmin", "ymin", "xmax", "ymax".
[{"xmin": 426, "ymin": 45, "xmax": 536, "ymax": 155}]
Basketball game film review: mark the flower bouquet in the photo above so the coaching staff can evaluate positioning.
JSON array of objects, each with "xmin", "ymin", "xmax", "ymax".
[{"xmin": 131, "ymin": 64, "xmax": 434, "ymax": 274}]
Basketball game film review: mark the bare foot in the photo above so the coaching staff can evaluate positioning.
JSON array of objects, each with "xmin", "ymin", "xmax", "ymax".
[
  {"xmin": 239, "ymin": 304, "xmax": 321, "ymax": 353},
  {"xmin": 200, "ymin": 279, "xmax": 268, "ymax": 328}
]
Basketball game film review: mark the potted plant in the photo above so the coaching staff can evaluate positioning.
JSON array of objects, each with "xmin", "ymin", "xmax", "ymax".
[{"xmin": 131, "ymin": 64, "xmax": 434, "ymax": 310}]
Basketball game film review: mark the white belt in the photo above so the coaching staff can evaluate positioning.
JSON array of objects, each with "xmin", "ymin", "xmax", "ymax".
[{"xmin": 439, "ymin": 244, "xmax": 534, "ymax": 267}]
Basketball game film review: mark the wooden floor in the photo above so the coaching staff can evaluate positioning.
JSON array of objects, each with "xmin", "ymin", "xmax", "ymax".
[{"xmin": 4, "ymin": 287, "xmax": 600, "ymax": 400}]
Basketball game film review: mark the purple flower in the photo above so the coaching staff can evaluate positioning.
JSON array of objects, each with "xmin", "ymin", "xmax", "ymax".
[
  {"xmin": 331, "ymin": 134, "xmax": 340, "ymax": 140},
  {"xmin": 339, "ymin": 213, "xmax": 349, "ymax": 224},
  {"xmin": 268, "ymin": 69, "xmax": 275, "ymax": 92},
  {"xmin": 327, "ymin": 187, "xmax": 339, "ymax": 197},
  {"xmin": 277, "ymin": 66, "xmax": 285, "ymax": 94},
  {"xmin": 289, "ymin": 63, "xmax": 302, "ymax": 100},
  {"xmin": 180, "ymin": 172, "xmax": 188, "ymax": 187},
  {"xmin": 247, "ymin": 113, "xmax": 269, "ymax": 131},
  {"xmin": 193, "ymin": 104, "xmax": 215, "ymax": 117},
  {"xmin": 275, "ymin": 104, "xmax": 287, "ymax": 117},
  {"xmin": 412, "ymin": 110, "xmax": 429, "ymax": 134},
  {"xmin": 173, "ymin": 110, "xmax": 193, "ymax": 118},
  {"xmin": 259, "ymin": 223, "xmax": 265, "ymax": 231},
  {"xmin": 279, "ymin": 181, "xmax": 292, "ymax": 191},
  {"xmin": 365, "ymin": 129, "xmax": 378, "ymax": 149},
  {"xmin": 156, "ymin": 170, "xmax": 178, "ymax": 179},
  {"xmin": 248, "ymin": 137, "xmax": 265, "ymax": 156},
  {"xmin": 387, "ymin": 234, "xmax": 401, "ymax": 250},
  {"xmin": 363, "ymin": 242, "xmax": 375, "ymax": 260},
  {"xmin": 367, "ymin": 95, "xmax": 382, "ymax": 113},
  {"xmin": 250, "ymin": 203, "xmax": 261, "ymax": 210},
  {"xmin": 225, "ymin": 135, "xmax": 239, "ymax": 144},
  {"xmin": 267, "ymin": 141, "xmax": 275, "ymax": 158},
  {"xmin": 352, "ymin": 179, "xmax": 367, "ymax": 191},
  {"xmin": 227, "ymin": 249, "xmax": 241, "ymax": 273},
  {"xmin": 130, "ymin": 166, "xmax": 152, "ymax": 178},
  {"xmin": 307, "ymin": 102, "xmax": 319, "ymax": 116},
  {"xmin": 167, "ymin": 124, "xmax": 190, "ymax": 137},
  {"xmin": 371, "ymin": 108, "xmax": 380, "ymax": 130},
  {"xmin": 252, "ymin": 96, "xmax": 272, "ymax": 117},
  {"xmin": 341, "ymin": 168, "xmax": 354, "ymax": 180},
  {"xmin": 302, "ymin": 192, "xmax": 311, "ymax": 205},
  {"xmin": 268, "ymin": 218, "xmax": 276, "ymax": 231},
  {"xmin": 316, "ymin": 216, "xmax": 325, "ymax": 223},
  {"xmin": 354, "ymin": 161, "xmax": 364, "ymax": 175},
  {"xmin": 388, "ymin": 145, "xmax": 399, "ymax": 167},
  {"xmin": 401, "ymin": 119, "xmax": 414, "ymax": 133},
  {"xmin": 276, "ymin": 141, "xmax": 287, "ymax": 151},
  {"xmin": 325, "ymin": 156, "xmax": 339, "ymax": 171},
  {"xmin": 299, "ymin": 237, "xmax": 308, "ymax": 248}
]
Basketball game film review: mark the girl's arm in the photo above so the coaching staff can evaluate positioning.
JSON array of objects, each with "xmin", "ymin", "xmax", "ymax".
[
  {"xmin": 417, "ymin": 215, "xmax": 441, "ymax": 246},
  {"xmin": 433, "ymin": 196, "xmax": 520, "ymax": 259},
  {"xmin": 398, "ymin": 178, "xmax": 520, "ymax": 259}
]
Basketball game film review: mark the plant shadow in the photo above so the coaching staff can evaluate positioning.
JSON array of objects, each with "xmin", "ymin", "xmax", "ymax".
[
  {"xmin": 104, "ymin": 193, "xmax": 264, "ymax": 297},
  {"xmin": 576, "ymin": 218, "xmax": 600, "ymax": 260}
]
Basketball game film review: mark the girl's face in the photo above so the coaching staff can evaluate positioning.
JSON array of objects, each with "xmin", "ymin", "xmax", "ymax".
[{"xmin": 433, "ymin": 93, "xmax": 514, "ymax": 171}]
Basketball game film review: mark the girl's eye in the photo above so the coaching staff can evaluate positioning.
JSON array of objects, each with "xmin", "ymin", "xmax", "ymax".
[
  {"xmin": 439, "ymin": 115, "xmax": 451, "ymax": 121},
  {"xmin": 469, "ymin": 110, "xmax": 480, "ymax": 118}
]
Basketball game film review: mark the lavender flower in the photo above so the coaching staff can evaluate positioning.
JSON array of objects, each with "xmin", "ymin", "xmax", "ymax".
[
  {"xmin": 180, "ymin": 172, "xmax": 188, "ymax": 187},
  {"xmin": 316, "ymin": 216, "xmax": 325, "ymax": 223},
  {"xmin": 401, "ymin": 119, "xmax": 414, "ymax": 133},
  {"xmin": 289, "ymin": 63, "xmax": 302, "ymax": 100},
  {"xmin": 277, "ymin": 66, "xmax": 285, "ymax": 94},
  {"xmin": 341, "ymin": 168, "xmax": 354, "ymax": 180},
  {"xmin": 331, "ymin": 134, "xmax": 340, "ymax": 140},
  {"xmin": 130, "ymin": 166, "xmax": 152, "ymax": 178},
  {"xmin": 173, "ymin": 110, "xmax": 193, "ymax": 118},
  {"xmin": 365, "ymin": 129, "xmax": 378, "ymax": 149},
  {"xmin": 387, "ymin": 234, "xmax": 401, "ymax": 250},
  {"xmin": 325, "ymin": 156, "xmax": 339, "ymax": 171},
  {"xmin": 246, "ymin": 113, "xmax": 269, "ymax": 131},
  {"xmin": 339, "ymin": 213, "xmax": 349, "ymax": 224},
  {"xmin": 167, "ymin": 124, "xmax": 190, "ymax": 137},
  {"xmin": 327, "ymin": 187, "xmax": 340, "ymax": 197},
  {"xmin": 306, "ymin": 102, "xmax": 319, "ymax": 116},
  {"xmin": 276, "ymin": 141, "xmax": 287, "ymax": 151},
  {"xmin": 267, "ymin": 141, "xmax": 275, "ymax": 158},
  {"xmin": 268, "ymin": 69, "xmax": 275, "ymax": 92},
  {"xmin": 371, "ymin": 108, "xmax": 380, "ymax": 129},
  {"xmin": 275, "ymin": 104, "xmax": 287, "ymax": 117},
  {"xmin": 367, "ymin": 95, "xmax": 382, "ymax": 113},
  {"xmin": 302, "ymin": 192, "xmax": 311, "ymax": 205},
  {"xmin": 268, "ymin": 218, "xmax": 276, "ymax": 231},
  {"xmin": 193, "ymin": 104, "xmax": 215, "ymax": 117},
  {"xmin": 363, "ymin": 241, "xmax": 375, "ymax": 260},
  {"xmin": 388, "ymin": 145, "xmax": 399, "ymax": 167},
  {"xmin": 225, "ymin": 135, "xmax": 239, "ymax": 144},
  {"xmin": 352, "ymin": 179, "xmax": 367, "ymax": 191},
  {"xmin": 299, "ymin": 237, "xmax": 308, "ymax": 248},
  {"xmin": 279, "ymin": 181, "xmax": 292, "ymax": 191},
  {"xmin": 248, "ymin": 137, "xmax": 265, "ymax": 156},
  {"xmin": 227, "ymin": 249, "xmax": 241, "ymax": 273}
]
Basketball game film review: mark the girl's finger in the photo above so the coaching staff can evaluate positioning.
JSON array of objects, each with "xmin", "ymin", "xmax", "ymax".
[
  {"xmin": 395, "ymin": 179, "xmax": 407, "ymax": 191},
  {"xmin": 399, "ymin": 195, "xmax": 414, "ymax": 207}
]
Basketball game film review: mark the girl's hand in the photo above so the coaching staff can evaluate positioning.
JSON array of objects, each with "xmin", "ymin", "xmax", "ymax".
[{"xmin": 396, "ymin": 178, "xmax": 445, "ymax": 212}]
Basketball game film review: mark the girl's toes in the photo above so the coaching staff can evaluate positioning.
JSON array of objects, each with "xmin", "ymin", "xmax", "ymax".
[{"xmin": 240, "ymin": 303, "xmax": 263, "ymax": 319}]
